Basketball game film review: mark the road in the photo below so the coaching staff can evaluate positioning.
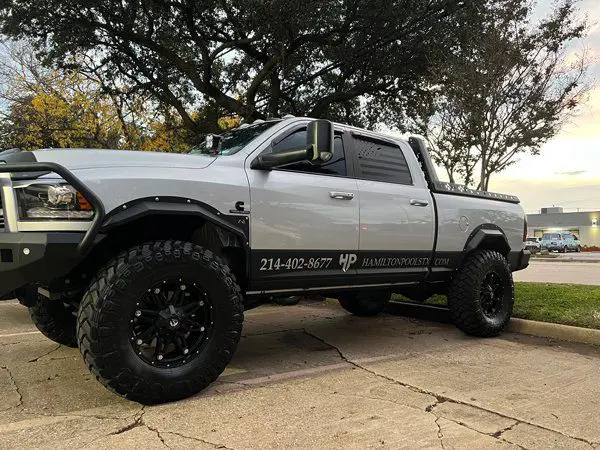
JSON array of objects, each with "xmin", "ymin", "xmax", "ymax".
[
  {"xmin": 552, "ymin": 252, "xmax": 600, "ymax": 261},
  {"xmin": 553, "ymin": 252, "xmax": 600, "ymax": 261},
  {"xmin": 1, "ymin": 299, "xmax": 599, "ymax": 449},
  {"xmin": 514, "ymin": 260, "xmax": 600, "ymax": 285}
]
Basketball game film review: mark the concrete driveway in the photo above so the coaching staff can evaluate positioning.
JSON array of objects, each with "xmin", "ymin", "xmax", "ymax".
[
  {"xmin": 1, "ymin": 299, "xmax": 599, "ymax": 449},
  {"xmin": 514, "ymin": 261, "xmax": 600, "ymax": 285}
]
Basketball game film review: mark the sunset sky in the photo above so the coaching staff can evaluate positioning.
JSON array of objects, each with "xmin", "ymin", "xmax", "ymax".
[{"xmin": 489, "ymin": 0, "xmax": 600, "ymax": 213}]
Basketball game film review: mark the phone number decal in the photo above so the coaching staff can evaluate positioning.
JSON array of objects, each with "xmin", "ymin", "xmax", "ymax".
[{"xmin": 259, "ymin": 257, "xmax": 333, "ymax": 271}]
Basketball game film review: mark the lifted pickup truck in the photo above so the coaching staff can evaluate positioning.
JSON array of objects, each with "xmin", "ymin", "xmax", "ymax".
[{"xmin": 0, "ymin": 117, "xmax": 529, "ymax": 404}]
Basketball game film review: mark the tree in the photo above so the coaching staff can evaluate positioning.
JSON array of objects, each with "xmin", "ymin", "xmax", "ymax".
[
  {"xmin": 0, "ymin": 0, "xmax": 472, "ymax": 136},
  {"xmin": 411, "ymin": 0, "xmax": 589, "ymax": 190},
  {"xmin": 0, "ymin": 42, "xmax": 195, "ymax": 151}
]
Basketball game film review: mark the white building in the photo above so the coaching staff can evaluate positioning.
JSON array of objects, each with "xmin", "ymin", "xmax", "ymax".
[{"xmin": 526, "ymin": 207, "xmax": 600, "ymax": 247}]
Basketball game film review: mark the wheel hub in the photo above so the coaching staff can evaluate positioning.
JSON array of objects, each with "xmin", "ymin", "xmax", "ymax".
[
  {"xmin": 480, "ymin": 272, "xmax": 504, "ymax": 318},
  {"xmin": 157, "ymin": 305, "xmax": 184, "ymax": 330},
  {"xmin": 129, "ymin": 279, "xmax": 213, "ymax": 367}
]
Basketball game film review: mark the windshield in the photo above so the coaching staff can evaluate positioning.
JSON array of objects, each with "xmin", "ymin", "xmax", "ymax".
[
  {"xmin": 542, "ymin": 233, "xmax": 561, "ymax": 240},
  {"xmin": 189, "ymin": 121, "xmax": 279, "ymax": 156}
]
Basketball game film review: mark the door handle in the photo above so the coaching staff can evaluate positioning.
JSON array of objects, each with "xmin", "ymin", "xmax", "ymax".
[
  {"xmin": 330, "ymin": 191, "xmax": 354, "ymax": 200},
  {"xmin": 409, "ymin": 199, "xmax": 429, "ymax": 207}
]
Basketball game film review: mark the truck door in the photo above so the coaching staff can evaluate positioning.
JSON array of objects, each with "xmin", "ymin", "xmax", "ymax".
[
  {"xmin": 246, "ymin": 125, "xmax": 359, "ymax": 292},
  {"xmin": 351, "ymin": 134, "xmax": 435, "ymax": 283}
]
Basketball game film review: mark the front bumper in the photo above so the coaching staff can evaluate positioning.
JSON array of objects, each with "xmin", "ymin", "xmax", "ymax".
[
  {"xmin": 509, "ymin": 249, "xmax": 530, "ymax": 272},
  {"xmin": 0, "ymin": 232, "xmax": 84, "ymax": 298}
]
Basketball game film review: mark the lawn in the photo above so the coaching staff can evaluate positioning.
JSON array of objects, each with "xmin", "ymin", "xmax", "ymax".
[{"xmin": 393, "ymin": 283, "xmax": 600, "ymax": 330}]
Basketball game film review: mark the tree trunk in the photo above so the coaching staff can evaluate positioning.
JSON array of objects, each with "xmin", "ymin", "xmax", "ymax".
[
  {"xmin": 269, "ymin": 71, "xmax": 281, "ymax": 118},
  {"xmin": 482, "ymin": 170, "xmax": 491, "ymax": 191},
  {"xmin": 478, "ymin": 147, "xmax": 487, "ymax": 191},
  {"xmin": 445, "ymin": 166, "xmax": 455, "ymax": 184}
]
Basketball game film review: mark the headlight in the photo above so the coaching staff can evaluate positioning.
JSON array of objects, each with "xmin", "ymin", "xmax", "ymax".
[{"xmin": 15, "ymin": 184, "xmax": 94, "ymax": 220}]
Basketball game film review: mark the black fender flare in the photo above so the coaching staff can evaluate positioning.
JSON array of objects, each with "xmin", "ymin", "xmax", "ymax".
[
  {"xmin": 102, "ymin": 197, "xmax": 248, "ymax": 241},
  {"xmin": 100, "ymin": 196, "xmax": 250, "ymax": 269},
  {"xmin": 463, "ymin": 225, "xmax": 511, "ymax": 255}
]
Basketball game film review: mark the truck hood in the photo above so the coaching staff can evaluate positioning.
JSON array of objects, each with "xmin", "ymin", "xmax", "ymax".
[{"xmin": 32, "ymin": 148, "xmax": 216, "ymax": 170}]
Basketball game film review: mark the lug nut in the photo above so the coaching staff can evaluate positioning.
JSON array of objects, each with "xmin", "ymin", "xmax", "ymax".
[
  {"xmin": 199, "ymin": 301, "xmax": 204, "ymax": 306},
  {"xmin": 200, "ymin": 326, "xmax": 205, "ymax": 332},
  {"xmin": 154, "ymin": 288, "xmax": 160, "ymax": 294},
  {"xmin": 135, "ymin": 310, "xmax": 142, "ymax": 317},
  {"xmin": 136, "ymin": 339, "xmax": 143, "ymax": 345},
  {"xmin": 183, "ymin": 348, "xmax": 189, "ymax": 355},
  {"xmin": 157, "ymin": 354, "xmax": 163, "ymax": 361},
  {"xmin": 180, "ymin": 285, "xmax": 186, "ymax": 291}
]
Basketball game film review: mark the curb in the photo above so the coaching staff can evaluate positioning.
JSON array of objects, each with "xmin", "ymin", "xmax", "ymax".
[
  {"xmin": 507, "ymin": 318, "xmax": 600, "ymax": 346},
  {"xmin": 530, "ymin": 257, "xmax": 600, "ymax": 263},
  {"xmin": 387, "ymin": 301, "xmax": 600, "ymax": 347}
]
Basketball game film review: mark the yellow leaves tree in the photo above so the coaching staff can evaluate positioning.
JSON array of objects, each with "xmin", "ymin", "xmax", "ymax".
[
  {"xmin": 217, "ymin": 113, "xmax": 241, "ymax": 131},
  {"xmin": 0, "ymin": 43, "xmax": 194, "ymax": 152},
  {"xmin": 7, "ymin": 71, "xmax": 124, "ymax": 150},
  {"xmin": 0, "ymin": 43, "xmax": 245, "ymax": 153}
]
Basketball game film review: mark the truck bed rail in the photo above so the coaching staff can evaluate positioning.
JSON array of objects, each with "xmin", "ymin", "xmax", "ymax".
[
  {"xmin": 407, "ymin": 136, "xmax": 520, "ymax": 205},
  {"xmin": 431, "ymin": 181, "xmax": 520, "ymax": 204}
]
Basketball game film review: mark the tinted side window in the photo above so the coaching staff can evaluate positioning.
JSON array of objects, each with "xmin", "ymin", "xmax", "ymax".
[
  {"xmin": 272, "ymin": 129, "xmax": 307, "ymax": 154},
  {"xmin": 354, "ymin": 137, "xmax": 412, "ymax": 185},
  {"xmin": 271, "ymin": 129, "xmax": 347, "ymax": 176}
]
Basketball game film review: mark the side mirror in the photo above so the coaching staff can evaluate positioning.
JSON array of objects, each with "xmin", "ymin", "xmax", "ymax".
[
  {"xmin": 306, "ymin": 119, "xmax": 334, "ymax": 164},
  {"xmin": 250, "ymin": 119, "xmax": 335, "ymax": 170},
  {"xmin": 205, "ymin": 134, "xmax": 222, "ymax": 154}
]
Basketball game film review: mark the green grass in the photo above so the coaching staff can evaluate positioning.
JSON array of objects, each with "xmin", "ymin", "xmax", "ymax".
[{"xmin": 393, "ymin": 283, "xmax": 600, "ymax": 329}]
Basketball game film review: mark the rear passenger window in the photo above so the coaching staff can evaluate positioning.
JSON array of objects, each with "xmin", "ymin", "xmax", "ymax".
[
  {"xmin": 354, "ymin": 137, "xmax": 412, "ymax": 185},
  {"xmin": 271, "ymin": 129, "xmax": 347, "ymax": 177}
]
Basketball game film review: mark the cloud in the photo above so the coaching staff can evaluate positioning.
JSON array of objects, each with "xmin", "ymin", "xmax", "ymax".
[
  {"xmin": 490, "ymin": 178, "xmax": 600, "ymax": 213},
  {"xmin": 554, "ymin": 170, "xmax": 587, "ymax": 176}
]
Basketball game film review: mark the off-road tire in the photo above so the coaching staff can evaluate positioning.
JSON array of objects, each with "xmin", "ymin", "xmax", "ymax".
[
  {"xmin": 28, "ymin": 294, "xmax": 78, "ymax": 348},
  {"xmin": 77, "ymin": 241, "xmax": 244, "ymax": 404},
  {"xmin": 338, "ymin": 291, "xmax": 390, "ymax": 317},
  {"xmin": 447, "ymin": 249, "xmax": 514, "ymax": 337}
]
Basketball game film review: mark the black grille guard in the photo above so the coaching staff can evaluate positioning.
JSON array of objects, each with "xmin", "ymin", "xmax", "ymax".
[{"xmin": 0, "ymin": 162, "xmax": 105, "ymax": 253}]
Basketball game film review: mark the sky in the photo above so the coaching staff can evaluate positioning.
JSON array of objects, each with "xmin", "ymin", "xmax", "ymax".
[{"xmin": 487, "ymin": 0, "xmax": 600, "ymax": 213}]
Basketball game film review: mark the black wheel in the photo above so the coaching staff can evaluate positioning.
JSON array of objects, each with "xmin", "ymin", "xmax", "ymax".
[
  {"xmin": 77, "ymin": 241, "xmax": 244, "ymax": 404},
  {"xmin": 447, "ymin": 249, "xmax": 514, "ymax": 337},
  {"xmin": 338, "ymin": 291, "xmax": 390, "ymax": 317},
  {"xmin": 576, "ymin": 246, "xmax": 581, "ymax": 253},
  {"xmin": 28, "ymin": 294, "xmax": 78, "ymax": 348},
  {"xmin": 560, "ymin": 246, "xmax": 567, "ymax": 253}
]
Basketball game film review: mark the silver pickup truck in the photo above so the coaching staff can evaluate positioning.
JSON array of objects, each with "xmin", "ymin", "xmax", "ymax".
[{"xmin": 0, "ymin": 117, "xmax": 529, "ymax": 404}]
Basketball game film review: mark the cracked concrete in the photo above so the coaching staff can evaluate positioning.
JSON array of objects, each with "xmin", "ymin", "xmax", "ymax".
[
  {"xmin": 28, "ymin": 344, "xmax": 62, "ymax": 363},
  {"xmin": 0, "ymin": 299, "xmax": 599, "ymax": 449},
  {"xmin": 0, "ymin": 365, "xmax": 23, "ymax": 411}
]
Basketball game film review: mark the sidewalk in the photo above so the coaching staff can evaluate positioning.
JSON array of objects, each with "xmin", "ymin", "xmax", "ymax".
[
  {"xmin": 1, "ymin": 300, "xmax": 599, "ymax": 449},
  {"xmin": 530, "ymin": 252, "xmax": 600, "ymax": 263}
]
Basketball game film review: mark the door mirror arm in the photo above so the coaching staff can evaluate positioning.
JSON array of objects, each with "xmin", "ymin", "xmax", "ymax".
[{"xmin": 251, "ymin": 147, "xmax": 311, "ymax": 170}]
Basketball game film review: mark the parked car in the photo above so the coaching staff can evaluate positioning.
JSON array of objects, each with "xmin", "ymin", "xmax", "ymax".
[
  {"xmin": 540, "ymin": 232, "xmax": 581, "ymax": 253},
  {"xmin": 0, "ymin": 116, "xmax": 529, "ymax": 404},
  {"xmin": 524, "ymin": 237, "xmax": 541, "ymax": 253}
]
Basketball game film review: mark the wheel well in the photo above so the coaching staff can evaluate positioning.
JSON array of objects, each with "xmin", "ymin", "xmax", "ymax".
[
  {"xmin": 470, "ymin": 237, "xmax": 510, "ymax": 257},
  {"xmin": 49, "ymin": 214, "xmax": 248, "ymax": 294},
  {"xmin": 464, "ymin": 227, "xmax": 511, "ymax": 259}
]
